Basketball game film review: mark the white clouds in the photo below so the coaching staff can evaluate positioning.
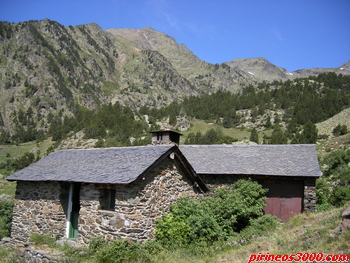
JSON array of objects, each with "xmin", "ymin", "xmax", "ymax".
[
  {"xmin": 145, "ymin": 0, "xmax": 181, "ymax": 31},
  {"xmin": 271, "ymin": 27, "xmax": 284, "ymax": 41},
  {"xmin": 162, "ymin": 11, "xmax": 182, "ymax": 31},
  {"xmin": 145, "ymin": 0, "xmax": 215, "ymax": 39}
]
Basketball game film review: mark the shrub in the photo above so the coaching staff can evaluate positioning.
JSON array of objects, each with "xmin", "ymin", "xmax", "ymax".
[
  {"xmin": 11, "ymin": 152, "xmax": 35, "ymax": 171},
  {"xmin": 333, "ymin": 124, "xmax": 348, "ymax": 136},
  {"xmin": 227, "ymin": 215, "xmax": 280, "ymax": 245},
  {"xmin": 0, "ymin": 200, "xmax": 13, "ymax": 239},
  {"xmin": 155, "ymin": 213, "xmax": 191, "ymax": 247},
  {"xmin": 140, "ymin": 240, "xmax": 163, "ymax": 255},
  {"xmin": 322, "ymin": 149, "xmax": 350, "ymax": 181},
  {"xmin": 29, "ymin": 234, "xmax": 58, "ymax": 248},
  {"xmin": 156, "ymin": 197, "xmax": 225, "ymax": 246},
  {"xmin": 330, "ymin": 185, "xmax": 350, "ymax": 207},
  {"xmin": 156, "ymin": 179, "xmax": 268, "ymax": 247},
  {"xmin": 206, "ymin": 178, "xmax": 268, "ymax": 234},
  {"xmin": 93, "ymin": 238, "xmax": 152, "ymax": 263},
  {"xmin": 316, "ymin": 178, "xmax": 332, "ymax": 211},
  {"xmin": 320, "ymin": 149, "xmax": 350, "ymax": 207},
  {"xmin": 89, "ymin": 236, "xmax": 106, "ymax": 251}
]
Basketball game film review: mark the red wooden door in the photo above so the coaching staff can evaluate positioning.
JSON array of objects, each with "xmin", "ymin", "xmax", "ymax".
[{"xmin": 261, "ymin": 179, "xmax": 303, "ymax": 221}]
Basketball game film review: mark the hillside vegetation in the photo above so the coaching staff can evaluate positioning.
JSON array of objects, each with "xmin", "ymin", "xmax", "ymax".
[
  {"xmin": 1, "ymin": 72, "xmax": 349, "ymax": 149},
  {"xmin": 1, "ymin": 19, "xmax": 349, "ymax": 142}
]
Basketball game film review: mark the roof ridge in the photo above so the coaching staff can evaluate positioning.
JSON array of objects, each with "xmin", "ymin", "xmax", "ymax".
[
  {"xmin": 180, "ymin": 144, "xmax": 316, "ymax": 147},
  {"xmin": 53, "ymin": 145, "xmax": 173, "ymax": 152}
]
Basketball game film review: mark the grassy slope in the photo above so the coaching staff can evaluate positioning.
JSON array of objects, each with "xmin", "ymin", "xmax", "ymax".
[
  {"xmin": 0, "ymin": 138, "xmax": 54, "ymax": 197},
  {"xmin": 151, "ymin": 206, "xmax": 349, "ymax": 263},
  {"xmin": 0, "ymin": 180, "xmax": 16, "ymax": 197},
  {"xmin": 211, "ymin": 207, "xmax": 349, "ymax": 263},
  {"xmin": 180, "ymin": 119, "xmax": 273, "ymax": 143}
]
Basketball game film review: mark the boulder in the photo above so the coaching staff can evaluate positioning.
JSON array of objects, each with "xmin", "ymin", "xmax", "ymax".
[{"xmin": 332, "ymin": 206, "xmax": 350, "ymax": 234}]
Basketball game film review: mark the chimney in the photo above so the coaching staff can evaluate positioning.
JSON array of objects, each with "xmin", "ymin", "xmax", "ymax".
[{"xmin": 150, "ymin": 130, "xmax": 182, "ymax": 145}]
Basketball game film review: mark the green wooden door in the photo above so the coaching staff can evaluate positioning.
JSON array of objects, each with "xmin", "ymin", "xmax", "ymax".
[{"xmin": 68, "ymin": 183, "xmax": 81, "ymax": 238}]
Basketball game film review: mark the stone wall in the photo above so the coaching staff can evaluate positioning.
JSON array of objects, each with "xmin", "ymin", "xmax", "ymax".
[
  {"xmin": 304, "ymin": 177, "xmax": 317, "ymax": 212},
  {"xmin": 10, "ymin": 181, "xmax": 68, "ymax": 243},
  {"xmin": 77, "ymin": 155, "xmax": 200, "ymax": 245},
  {"xmin": 10, "ymin": 154, "xmax": 200, "ymax": 245}
]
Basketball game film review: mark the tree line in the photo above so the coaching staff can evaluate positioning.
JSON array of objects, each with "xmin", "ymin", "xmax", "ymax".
[
  {"xmin": 0, "ymin": 72, "xmax": 348, "ymax": 146},
  {"xmin": 141, "ymin": 72, "xmax": 350, "ymax": 127}
]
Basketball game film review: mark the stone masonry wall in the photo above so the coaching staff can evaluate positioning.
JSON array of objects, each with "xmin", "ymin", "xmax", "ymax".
[
  {"xmin": 10, "ymin": 181, "xmax": 67, "ymax": 243},
  {"xmin": 77, "ymin": 155, "xmax": 200, "ymax": 245},
  {"xmin": 304, "ymin": 177, "xmax": 317, "ymax": 212}
]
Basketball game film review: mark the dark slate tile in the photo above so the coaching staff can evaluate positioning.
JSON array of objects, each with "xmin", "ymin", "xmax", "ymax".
[
  {"xmin": 180, "ymin": 144, "xmax": 321, "ymax": 177},
  {"xmin": 7, "ymin": 145, "xmax": 174, "ymax": 184}
]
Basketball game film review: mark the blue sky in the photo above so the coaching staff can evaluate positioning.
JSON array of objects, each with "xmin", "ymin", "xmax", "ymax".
[{"xmin": 1, "ymin": 0, "xmax": 349, "ymax": 72}]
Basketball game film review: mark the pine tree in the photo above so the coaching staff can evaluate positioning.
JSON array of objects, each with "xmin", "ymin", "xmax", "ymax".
[
  {"xmin": 250, "ymin": 128, "xmax": 259, "ymax": 144},
  {"xmin": 271, "ymin": 126, "xmax": 287, "ymax": 144},
  {"xmin": 265, "ymin": 116, "xmax": 272, "ymax": 128},
  {"xmin": 302, "ymin": 121, "xmax": 318, "ymax": 143}
]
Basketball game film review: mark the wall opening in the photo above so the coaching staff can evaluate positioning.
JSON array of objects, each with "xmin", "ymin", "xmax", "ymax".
[
  {"xmin": 99, "ymin": 188, "xmax": 116, "ymax": 210},
  {"xmin": 67, "ymin": 183, "xmax": 81, "ymax": 238}
]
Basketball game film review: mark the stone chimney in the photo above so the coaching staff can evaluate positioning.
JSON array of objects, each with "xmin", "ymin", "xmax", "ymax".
[{"xmin": 150, "ymin": 130, "xmax": 182, "ymax": 145}]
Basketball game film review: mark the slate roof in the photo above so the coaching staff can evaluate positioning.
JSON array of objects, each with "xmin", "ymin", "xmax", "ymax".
[
  {"xmin": 7, "ymin": 144, "xmax": 322, "ymax": 184},
  {"xmin": 180, "ymin": 144, "xmax": 322, "ymax": 177},
  {"xmin": 7, "ymin": 145, "xmax": 174, "ymax": 184}
]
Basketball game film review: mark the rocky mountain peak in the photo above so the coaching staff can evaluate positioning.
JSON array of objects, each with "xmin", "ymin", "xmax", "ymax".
[
  {"xmin": 225, "ymin": 57, "xmax": 289, "ymax": 81},
  {"xmin": 339, "ymin": 60, "xmax": 350, "ymax": 71}
]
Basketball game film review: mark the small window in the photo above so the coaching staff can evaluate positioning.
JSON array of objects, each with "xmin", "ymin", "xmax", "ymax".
[
  {"xmin": 99, "ymin": 189, "xmax": 116, "ymax": 210},
  {"xmin": 157, "ymin": 132, "xmax": 163, "ymax": 141},
  {"xmin": 108, "ymin": 189, "xmax": 116, "ymax": 210}
]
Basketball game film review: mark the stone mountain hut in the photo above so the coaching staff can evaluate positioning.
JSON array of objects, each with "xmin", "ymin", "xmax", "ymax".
[{"xmin": 7, "ymin": 130, "xmax": 321, "ymax": 245}]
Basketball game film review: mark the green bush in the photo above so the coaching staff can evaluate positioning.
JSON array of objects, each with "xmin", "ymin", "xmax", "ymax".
[
  {"xmin": 322, "ymin": 149, "xmax": 350, "ymax": 182},
  {"xmin": 320, "ymin": 149, "xmax": 350, "ymax": 208},
  {"xmin": 316, "ymin": 178, "xmax": 332, "ymax": 211},
  {"xmin": 156, "ymin": 179, "xmax": 268, "ymax": 247},
  {"xmin": 93, "ymin": 238, "xmax": 153, "ymax": 263},
  {"xmin": 156, "ymin": 197, "xmax": 225, "ymax": 246},
  {"xmin": 330, "ymin": 185, "xmax": 350, "ymax": 207},
  {"xmin": 11, "ymin": 152, "xmax": 35, "ymax": 171},
  {"xmin": 333, "ymin": 124, "xmax": 348, "ymax": 136},
  {"xmin": 206, "ymin": 179, "xmax": 268, "ymax": 234},
  {"xmin": 226, "ymin": 215, "xmax": 280, "ymax": 247},
  {"xmin": 0, "ymin": 200, "xmax": 13, "ymax": 239},
  {"xmin": 30, "ymin": 233, "xmax": 57, "ymax": 247},
  {"xmin": 155, "ymin": 213, "xmax": 191, "ymax": 247}
]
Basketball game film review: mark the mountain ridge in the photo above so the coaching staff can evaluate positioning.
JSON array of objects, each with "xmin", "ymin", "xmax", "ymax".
[
  {"xmin": 108, "ymin": 27, "xmax": 350, "ymax": 84},
  {"xmin": 0, "ymin": 19, "xmax": 349, "ymax": 137}
]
